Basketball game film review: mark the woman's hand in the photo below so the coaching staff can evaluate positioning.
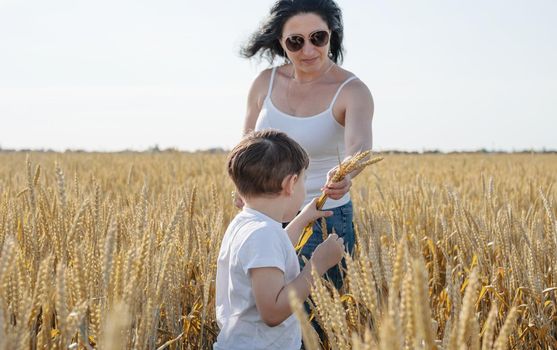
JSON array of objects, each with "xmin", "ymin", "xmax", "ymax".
[{"xmin": 322, "ymin": 167, "xmax": 352, "ymax": 200}]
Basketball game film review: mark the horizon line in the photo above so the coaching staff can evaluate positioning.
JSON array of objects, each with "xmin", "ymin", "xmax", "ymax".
[{"xmin": 1, "ymin": 146, "xmax": 556, "ymax": 155}]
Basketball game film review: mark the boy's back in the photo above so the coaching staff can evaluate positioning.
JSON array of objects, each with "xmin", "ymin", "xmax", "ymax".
[{"xmin": 214, "ymin": 207, "xmax": 301, "ymax": 350}]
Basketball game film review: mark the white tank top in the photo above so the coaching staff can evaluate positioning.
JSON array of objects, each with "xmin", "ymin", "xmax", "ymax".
[{"xmin": 255, "ymin": 66, "xmax": 358, "ymax": 210}]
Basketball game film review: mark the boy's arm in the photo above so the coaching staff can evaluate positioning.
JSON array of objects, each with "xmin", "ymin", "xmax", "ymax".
[
  {"xmin": 284, "ymin": 217, "xmax": 308, "ymax": 245},
  {"xmin": 250, "ymin": 234, "xmax": 344, "ymax": 327},
  {"xmin": 250, "ymin": 265, "xmax": 315, "ymax": 327},
  {"xmin": 285, "ymin": 198, "xmax": 333, "ymax": 245}
]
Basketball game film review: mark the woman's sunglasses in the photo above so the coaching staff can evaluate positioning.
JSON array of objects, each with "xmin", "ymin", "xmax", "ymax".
[{"xmin": 283, "ymin": 30, "xmax": 330, "ymax": 52}]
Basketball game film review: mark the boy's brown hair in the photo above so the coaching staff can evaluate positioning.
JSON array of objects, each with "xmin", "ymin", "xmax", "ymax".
[{"xmin": 227, "ymin": 129, "xmax": 309, "ymax": 197}]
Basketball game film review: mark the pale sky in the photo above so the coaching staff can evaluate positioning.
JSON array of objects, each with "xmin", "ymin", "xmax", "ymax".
[{"xmin": 1, "ymin": 0, "xmax": 556, "ymax": 152}]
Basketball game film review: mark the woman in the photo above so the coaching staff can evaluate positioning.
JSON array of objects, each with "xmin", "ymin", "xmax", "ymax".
[{"xmin": 240, "ymin": 0, "xmax": 374, "ymax": 289}]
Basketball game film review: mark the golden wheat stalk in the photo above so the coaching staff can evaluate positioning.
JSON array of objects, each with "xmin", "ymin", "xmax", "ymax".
[{"xmin": 295, "ymin": 152, "xmax": 383, "ymax": 251}]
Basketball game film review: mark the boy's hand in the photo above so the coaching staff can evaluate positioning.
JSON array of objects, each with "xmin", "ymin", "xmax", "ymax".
[
  {"xmin": 298, "ymin": 198, "xmax": 333, "ymax": 225},
  {"xmin": 310, "ymin": 233, "xmax": 345, "ymax": 275},
  {"xmin": 285, "ymin": 199, "xmax": 332, "ymax": 246}
]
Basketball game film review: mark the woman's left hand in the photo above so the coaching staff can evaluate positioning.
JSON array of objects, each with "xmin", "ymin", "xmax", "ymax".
[{"xmin": 322, "ymin": 168, "xmax": 352, "ymax": 200}]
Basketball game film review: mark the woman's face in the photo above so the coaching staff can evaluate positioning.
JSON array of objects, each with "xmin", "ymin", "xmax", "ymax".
[{"xmin": 280, "ymin": 12, "xmax": 331, "ymax": 72}]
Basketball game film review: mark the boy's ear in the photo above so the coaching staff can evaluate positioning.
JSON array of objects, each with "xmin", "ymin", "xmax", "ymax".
[{"xmin": 281, "ymin": 174, "xmax": 298, "ymax": 195}]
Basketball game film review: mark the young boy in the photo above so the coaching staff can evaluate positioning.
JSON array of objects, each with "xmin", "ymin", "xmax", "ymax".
[{"xmin": 214, "ymin": 130, "xmax": 345, "ymax": 350}]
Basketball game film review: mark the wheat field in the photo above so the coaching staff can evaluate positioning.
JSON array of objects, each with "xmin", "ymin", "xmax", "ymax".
[{"xmin": 0, "ymin": 152, "xmax": 555, "ymax": 349}]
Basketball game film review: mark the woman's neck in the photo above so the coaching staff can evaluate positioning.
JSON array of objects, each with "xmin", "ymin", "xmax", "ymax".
[{"xmin": 291, "ymin": 60, "xmax": 335, "ymax": 84}]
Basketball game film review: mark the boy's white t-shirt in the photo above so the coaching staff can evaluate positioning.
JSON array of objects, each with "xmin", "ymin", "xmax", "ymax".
[{"xmin": 214, "ymin": 207, "xmax": 302, "ymax": 350}]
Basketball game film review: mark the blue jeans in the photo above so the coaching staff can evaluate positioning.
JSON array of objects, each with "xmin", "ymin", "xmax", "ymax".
[{"xmin": 298, "ymin": 200, "xmax": 355, "ymax": 290}]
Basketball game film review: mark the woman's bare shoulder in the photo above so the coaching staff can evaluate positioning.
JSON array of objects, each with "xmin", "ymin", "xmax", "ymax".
[
  {"xmin": 254, "ymin": 64, "xmax": 291, "ymax": 83},
  {"xmin": 337, "ymin": 70, "xmax": 371, "ymax": 100},
  {"xmin": 251, "ymin": 68, "xmax": 273, "ymax": 91},
  {"xmin": 247, "ymin": 68, "xmax": 273, "ymax": 109},
  {"xmin": 334, "ymin": 68, "xmax": 374, "ymax": 112},
  {"xmin": 249, "ymin": 65, "xmax": 291, "ymax": 99},
  {"xmin": 335, "ymin": 67, "xmax": 369, "ymax": 89},
  {"xmin": 345, "ymin": 78, "xmax": 372, "ymax": 98}
]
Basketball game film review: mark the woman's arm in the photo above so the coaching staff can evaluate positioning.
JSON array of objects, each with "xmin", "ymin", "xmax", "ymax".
[
  {"xmin": 323, "ymin": 80, "xmax": 374, "ymax": 200},
  {"xmin": 344, "ymin": 80, "xmax": 374, "ymax": 164}
]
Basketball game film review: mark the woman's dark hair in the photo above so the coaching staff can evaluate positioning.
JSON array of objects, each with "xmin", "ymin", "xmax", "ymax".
[{"xmin": 241, "ymin": 0, "xmax": 344, "ymax": 64}]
